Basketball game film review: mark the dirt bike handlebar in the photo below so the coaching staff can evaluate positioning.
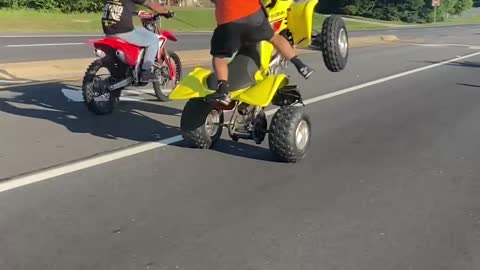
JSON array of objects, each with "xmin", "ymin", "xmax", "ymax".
[{"xmin": 134, "ymin": 11, "xmax": 175, "ymax": 20}]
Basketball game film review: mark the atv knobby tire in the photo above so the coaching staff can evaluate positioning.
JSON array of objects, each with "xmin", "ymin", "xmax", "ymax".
[
  {"xmin": 82, "ymin": 59, "xmax": 121, "ymax": 115},
  {"xmin": 268, "ymin": 106, "xmax": 311, "ymax": 163},
  {"xmin": 321, "ymin": 15, "xmax": 349, "ymax": 72},
  {"xmin": 180, "ymin": 98, "xmax": 224, "ymax": 149},
  {"xmin": 153, "ymin": 51, "xmax": 182, "ymax": 102}
]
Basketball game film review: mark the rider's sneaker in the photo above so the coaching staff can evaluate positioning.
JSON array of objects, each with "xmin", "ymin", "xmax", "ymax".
[
  {"xmin": 298, "ymin": 65, "xmax": 314, "ymax": 79},
  {"xmin": 140, "ymin": 70, "xmax": 159, "ymax": 82},
  {"xmin": 205, "ymin": 92, "xmax": 231, "ymax": 106}
]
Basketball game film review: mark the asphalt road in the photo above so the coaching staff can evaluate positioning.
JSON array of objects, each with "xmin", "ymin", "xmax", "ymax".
[
  {"xmin": 2, "ymin": 24, "xmax": 480, "ymax": 63},
  {"xmin": 1, "ymin": 26, "xmax": 480, "ymax": 269}
]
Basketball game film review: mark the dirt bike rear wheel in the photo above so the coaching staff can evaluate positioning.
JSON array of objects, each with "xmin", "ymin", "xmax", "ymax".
[
  {"xmin": 320, "ymin": 15, "xmax": 349, "ymax": 72},
  {"xmin": 180, "ymin": 98, "xmax": 224, "ymax": 149},
  {"xmin": 153, "ymin": 51, "xmax": 182, "ymax": 102},
  {"xmin": 82, "ymin": 59, "xmax": 122, "ymax": 115}
]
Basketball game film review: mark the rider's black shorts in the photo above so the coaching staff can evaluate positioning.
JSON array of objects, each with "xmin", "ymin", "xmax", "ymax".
[{"xmin": 210, "ymin": 8, "xmax": 274, "ymax": 58}]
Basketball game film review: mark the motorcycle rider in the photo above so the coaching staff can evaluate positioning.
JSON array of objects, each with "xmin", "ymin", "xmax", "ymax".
[
  {"xmin": 206, "ymin": 0, "xmax": 314, "ymax": 105},
  {"xmin": 101, "ymin": 0, "xmax": 174, "ymax": 82}
]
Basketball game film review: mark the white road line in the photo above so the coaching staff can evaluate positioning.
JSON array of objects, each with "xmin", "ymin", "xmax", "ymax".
[
  {"xmin": 304, "ymin": 51, "xmax": 480, "ymax": 105},
  {"xmin": 0, "ymin": 34, "xmax": 103, "ymax": 38},
  {"xmin": 410, "ymin": 43, "xmax": 480, "ymax": 49},
  {"xmin": 62, "ymin": 88, "xmax": 144, "ymax": 102},
  {"xmin": 6, "ymin": 43, "xmax": 85, "ymax": 48},
  {"xmin": 0, "ymin": 79, "xmax": 32, "ymax": 84},
  {"xmin": 0, "ymin": 32, "xmax": 210, "ymax": 38},
  {"xmin": 1, "ymin": 51, "xmax": 480, "ymax": 193}
]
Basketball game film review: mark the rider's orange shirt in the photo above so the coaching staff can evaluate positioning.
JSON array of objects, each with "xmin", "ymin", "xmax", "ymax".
[{"xmin": 215, "ymin": 0, "xmax": 262, "ymax": 25}]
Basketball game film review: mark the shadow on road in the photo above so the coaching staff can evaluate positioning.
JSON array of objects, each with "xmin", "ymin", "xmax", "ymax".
[
  {"xmin": 210, "ymin": 140, "xmax": 278, "ymax": 162},
  {"xmin": 0, "ymin": 82, "xmax": 290, "ymax": 163},
  {"xmin": 457, "ymin": 83, "xmax": 480, "ymax": 88},
  {"xmin": 175, "ymin": 138, "xmax": 278, "ymax": 162},
  {"xmin": 412, "ymin": 59, "xmax": 480, "ymax": 68},
  {"xmin": 0, "ymin": 82, "xmax": 182, "ymax": 142}
]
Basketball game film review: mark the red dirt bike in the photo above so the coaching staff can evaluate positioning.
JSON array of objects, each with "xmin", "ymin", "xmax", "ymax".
[{"xmin": 82, "ymin": 11, "xmax": 182, "ymax": 115}]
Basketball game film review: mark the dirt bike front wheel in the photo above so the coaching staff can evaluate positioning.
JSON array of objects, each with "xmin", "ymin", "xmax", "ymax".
[{"xmin": 153, "ymin": 51, "xmax": 182, "ymax": 102}]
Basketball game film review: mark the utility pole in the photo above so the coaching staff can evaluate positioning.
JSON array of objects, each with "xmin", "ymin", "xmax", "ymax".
[{"xmin": 432, "ymin": 0, "xmax": 440, "ymax": 23}]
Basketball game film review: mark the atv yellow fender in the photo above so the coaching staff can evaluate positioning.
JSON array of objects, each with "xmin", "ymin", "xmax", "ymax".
[
  {"xmin": 169, "ymin": 68, "xmax": 215, "ymax": 100},
  {"xmin": 235, "ymin": 74, "xmax": 288, "ymax": 107},
  {"xmin": 169, "ymin": 68, "xmax": 288, "ymax": 107},
  {"xmin": 288, "ymin": 0, "xmax": 318, "ymax": 47}
]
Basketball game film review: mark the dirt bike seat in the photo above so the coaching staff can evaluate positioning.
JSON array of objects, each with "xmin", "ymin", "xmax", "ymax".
[{"xmin": 206, "ymin": 44, "xmax": 261, "ymax": 92}]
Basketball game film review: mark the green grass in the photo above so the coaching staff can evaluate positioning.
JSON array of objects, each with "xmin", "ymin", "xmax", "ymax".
[
  {"xmin": 342, "ymin": 15, "xmax": 413, "ymax": 25},
  {"xmin": 434, "ymin": 15, "xmax": 480, "ymax": 25},
  {"xmin": 339, "ymin": 14, "xmax": 480, "ymax": 28},
  {"xmin": 313, "ymin": 14, "xmax": 390, "ymax": 31},
  {"xmin": 0, "ymin": 8, "xmax": 216, "ymax": 32},
  {"xmin": 3, "ymin": 8, "xmax": 478, "ymax": 33},
  {"xmin": 0, "ymin": 8, "xmax": 391, "ymax": 33}
]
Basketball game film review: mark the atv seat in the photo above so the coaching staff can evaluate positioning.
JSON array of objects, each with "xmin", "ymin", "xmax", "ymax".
[{"xmin": 207, "ymin": 44, "xmax": 261, "ymax": 92}]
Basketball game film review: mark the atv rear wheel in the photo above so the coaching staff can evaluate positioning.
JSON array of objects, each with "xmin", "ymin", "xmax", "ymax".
[
  {"xmin": 180, "ymin": 98, "xmax": 224, "ymax": 149},
  {"xmin": 268, "ymin": 106, "xmax": 311, "ymax": 163},
  {"xmin": 153, "ymin": 51, "xmax": 182, "ymax": 102},
  {"xmin": 320, "ymin": 15, "xmax": 349, "ymax": 72},
  {"xmin": 82, "ymin": 59, "xmax": 121, "ymax": 115}
]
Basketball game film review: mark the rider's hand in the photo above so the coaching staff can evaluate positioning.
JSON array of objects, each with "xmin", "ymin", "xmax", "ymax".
[
  {"xmin": 138, "ymin": 10, "xmax": 154, "ymax": 19},
  {"xmin": 164, "ymin": 10, "xmax": 175, "ymax": 19}
]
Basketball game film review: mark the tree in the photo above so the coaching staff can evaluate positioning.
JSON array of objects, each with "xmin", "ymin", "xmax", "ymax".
[{"xmin": 315, "ymin": 0, "xmax": 473, "ymax": 23}]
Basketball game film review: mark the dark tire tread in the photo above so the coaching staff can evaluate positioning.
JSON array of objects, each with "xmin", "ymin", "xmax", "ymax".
[
  {"xmin": 82, "ymin": 59, "xmax": 119, "ymax": 115},
  {"xmin": 321, "ymin": 15, "xmax": 348, "ymax": 72},
  {"xmin": 180, "ymin": 99, "xmax": 223, "ymax": 149},
  {"xmin": 268, "ymin": 106, "xmax": 311, "ymax": 163}
]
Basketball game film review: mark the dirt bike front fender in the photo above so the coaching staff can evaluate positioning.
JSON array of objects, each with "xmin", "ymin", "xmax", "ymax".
[{"xmin": 160, "ymin": 30, "xmax": 177, "ymax": 42}]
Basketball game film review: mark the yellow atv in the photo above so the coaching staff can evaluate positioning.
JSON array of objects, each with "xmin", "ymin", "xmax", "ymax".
[{"xmin": 169, "ymin": 0, "xmax": 349, "ymax": 163}]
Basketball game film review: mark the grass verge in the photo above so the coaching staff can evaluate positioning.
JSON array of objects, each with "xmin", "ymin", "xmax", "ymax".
[
  {"xmin": 3, "ymin": 8, "xmax": 478, "ymax": 33},
  {"xmin": 0, "ymin": 8, "xmax": 389, "ymax": 33},
  {"xmin": 0, "ymin": 8, "xmax": 217, "ymax": 32}
]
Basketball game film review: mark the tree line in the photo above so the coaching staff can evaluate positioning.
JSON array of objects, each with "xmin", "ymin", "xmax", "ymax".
[
  {"xmin": 0, "ymin": 0, "xmax": 474, "ymax": 23},
  {"xmin": 316, "ymin": 0, "xmax": 473, "ymax": 23},
  {"xmin": 0, "ymin": 0, "xmax": 103, "ymax": 13}
]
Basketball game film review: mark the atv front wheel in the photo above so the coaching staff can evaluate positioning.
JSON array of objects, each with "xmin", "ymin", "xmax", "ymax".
[
  {"xmin": 268, "ymin": 106, "xmax": 311, "ymax": 163},
  {"xmin": 82, "ymin": 59, "xmax": 121, "ymax": 115},
  {"xmin": 180, "ymin": 98, "xmax": 224, "ymax": 149},
  {"xmin": 320, "ymin": 15, "xmax": 349, "ymax": 72}
]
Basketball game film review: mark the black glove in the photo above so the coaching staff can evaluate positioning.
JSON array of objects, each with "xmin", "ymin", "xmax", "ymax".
[{"xmin": 164, "ymin": 11, "xmax": 175, "ymax": 18}]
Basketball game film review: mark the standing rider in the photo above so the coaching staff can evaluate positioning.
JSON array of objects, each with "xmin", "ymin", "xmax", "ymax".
[
  {"xmin": 101, "ymin": 0, "xmax": 174, "ymax": 82},
  {"xmin": 206, "ymin": 0, "xmax": 314, "ymax": 105}
]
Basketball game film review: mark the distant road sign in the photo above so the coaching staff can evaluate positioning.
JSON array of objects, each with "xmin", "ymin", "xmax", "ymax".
[{"xmin": 432, "ymin": 0, "xmax": 440, "ymax": 7}]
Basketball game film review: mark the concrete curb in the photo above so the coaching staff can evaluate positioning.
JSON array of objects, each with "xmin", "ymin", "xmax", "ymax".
[{"xmin": 0, "ymin": 35, "xmax": 399, "ymax": 85}]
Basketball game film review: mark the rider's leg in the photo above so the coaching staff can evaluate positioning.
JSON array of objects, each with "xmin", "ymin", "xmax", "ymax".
[
  {"xmin": 249, "ymin": 7, "xmax": 313, "ymax": 79},
  {"xmin": 205, "ymin": 23, "xmax": 241, "ymax": 105},
  {"xmin": 270, "ymin": 34, "xmax": 313, "ymax": 79},
  {"xmin": 112, "ymin": 27, "xmax": 159, "ymax": 81}
]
